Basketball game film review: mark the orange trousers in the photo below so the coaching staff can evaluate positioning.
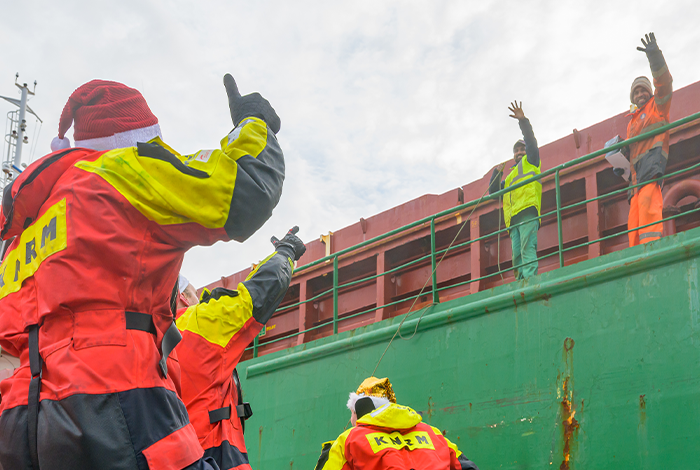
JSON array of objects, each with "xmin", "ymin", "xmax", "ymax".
[{"xmin": 628, "ymin": 183, "xmax": 663, "ymax": 247}]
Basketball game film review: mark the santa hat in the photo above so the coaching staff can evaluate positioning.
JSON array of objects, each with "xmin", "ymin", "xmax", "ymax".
[
  {"xmin": 630, "ymin": 76, "xmax": 653, "ymax": 104},
  {"xmin": 51, "ymin": 80, "xmax": 162, "ymax": 152},
  {"xmin": 346, "ymin": 376, "xmax": 396, "ymax": 413}
]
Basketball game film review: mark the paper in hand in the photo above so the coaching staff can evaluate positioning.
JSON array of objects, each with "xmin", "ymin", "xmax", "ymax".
[{"xmin": 604, "ymin": 135, "xmax": 631, "ymax": 182}]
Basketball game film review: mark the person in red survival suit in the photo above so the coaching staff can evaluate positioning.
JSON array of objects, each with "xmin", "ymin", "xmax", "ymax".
[
  {"xmin": 315, "ymin": 377, "xmax": 479, "ymax": 470},
  {"xmin": 175, "ymin": 228, "xmax": 306, "ymax": 470},
  {"xmin": 0, "ymin": 74, "xmax": 283, "ymax": 470}
]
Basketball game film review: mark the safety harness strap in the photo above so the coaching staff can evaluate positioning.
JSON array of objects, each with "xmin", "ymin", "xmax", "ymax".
[
  {"xmin": 125, "ymin": 311, "xmax": 180, "ymax": 378},
  {"xmin": 236, "ymin": 403, "xmax": 253, "ymax": 420},
  {"xmin": 24, "ymin": 312, "xmax": 178, "ymax": 468},
  {"xmin": 28, "ymin": 325, "xmax": 42, "ymax": 377},
  {"xmin": 639, "ymin": 231, "xmax": 663, "ymax": 241},
  {"xmin": 208, "ymin": 404, "xmax": 253, "ymax": 425},
  {"xmin": 158, "ymin": 322, "xmax": 182, "ymax": 378},
  {"xmin": 27, "ymin": 324, "xmax": 42, "ymax": 470},
  {"xmin": 232, "ymin": 368, "xmax": 253, "ymax": 433},
  {"xmin": 208, "ymin": 405, "xmax": 231, "ymax": 424},
  {"xmin": 125, "ymin": 311, "xmax": 157, "ymax": 334}
]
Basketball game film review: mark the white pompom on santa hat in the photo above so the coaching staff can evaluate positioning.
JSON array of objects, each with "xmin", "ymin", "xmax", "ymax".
[{"xmin": 50, "ymin": 80, "xmax": 162, "ymax": 152}]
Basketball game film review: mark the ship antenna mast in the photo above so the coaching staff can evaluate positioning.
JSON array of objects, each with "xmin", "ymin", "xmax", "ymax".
[{"xmin": 1, "ymin": 73, "xmax": 42, "ymax": 189}]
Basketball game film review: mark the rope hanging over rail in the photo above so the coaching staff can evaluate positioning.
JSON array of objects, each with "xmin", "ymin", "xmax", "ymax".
[{"xmin": 371, "ymin": 184, "xmax": 492, "ymax": 377}]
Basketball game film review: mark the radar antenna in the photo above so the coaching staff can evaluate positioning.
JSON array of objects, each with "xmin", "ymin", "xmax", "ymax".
[{"xmin": 1, "ymin": 74, "xmax": 42, "ymax": 191}]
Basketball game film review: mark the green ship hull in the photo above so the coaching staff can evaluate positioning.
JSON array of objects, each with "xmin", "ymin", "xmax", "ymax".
[{"xmin": 239, "ymin": 224, "xmax": 700, "ymax": 469}]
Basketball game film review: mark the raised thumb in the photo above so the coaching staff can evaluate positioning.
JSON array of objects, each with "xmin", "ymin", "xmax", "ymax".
[{"xmin": 223, "ymin": 73, "xmax": 241, "ymax": 99}]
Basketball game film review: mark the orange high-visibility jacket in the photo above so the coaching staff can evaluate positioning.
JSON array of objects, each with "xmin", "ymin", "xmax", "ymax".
[
  {"xmin": 627, "ymin": 49, "xmax": 673, "ymax": 194},
  {"xmin": 0, "ymin": 117, "xmax": 284, "ymax": 470},
  {"xmin": 319, "ymin": 403, "xmax": 479, "ymax": 470},
  {"xmin": 176, "ymin": 250, "xmax": 294, "ymax": 470}
]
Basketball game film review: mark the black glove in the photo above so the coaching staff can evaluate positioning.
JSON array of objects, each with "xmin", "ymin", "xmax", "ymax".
[
  {"xmin": 271, "ymin": 226, "xmax": 306, "ymax": 261},
  {"xmin": 613, "ymin": 167, "xmax": 625, "ymax": 177},
  {"xmin": 637, "ymin": 32, "xmax": 659, "ymax": 55},
  {"xmin": 224, "ymin": 74, "xmax": 281, "ymax": 134}
]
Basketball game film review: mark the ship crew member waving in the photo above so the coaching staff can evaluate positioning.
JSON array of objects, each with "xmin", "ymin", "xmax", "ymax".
[
  {"xmin": 489, "ymin": 101, "xmax": 542, "ymax": 280},
  {"xmin": 617, "ymin": 32, "xmax": 673, "ymax": 247},
  {"xmin": 315, "ymin": 377, "xmax": 479, "ymax": 470},
  {"xmin": 0, "ymin": 75, "xmax": 283, "ymax": 470},
  {"xmin": 176, "ymin": 228, "xmax": 306, "ymax": 470}
]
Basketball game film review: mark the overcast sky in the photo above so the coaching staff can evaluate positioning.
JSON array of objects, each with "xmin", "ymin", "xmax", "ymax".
[{"xmin": 1, "ymin": 0, "xmax": 698, "ymax": 287}]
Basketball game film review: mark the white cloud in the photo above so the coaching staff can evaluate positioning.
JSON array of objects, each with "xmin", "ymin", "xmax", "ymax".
[{"xmin": 1, "ymin": 0, "xmax": 698, "ymax": 286}]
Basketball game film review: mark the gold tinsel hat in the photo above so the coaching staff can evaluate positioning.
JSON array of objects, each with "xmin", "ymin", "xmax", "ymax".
[{"xmin": 355, "ymin": 376, "xmax": 396, "ymax": 403}]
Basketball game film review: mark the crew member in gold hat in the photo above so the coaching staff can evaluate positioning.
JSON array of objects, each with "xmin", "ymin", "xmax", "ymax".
[{"xmin": 314, "ymin": 377, "xmax": 478, "ymax": 470}]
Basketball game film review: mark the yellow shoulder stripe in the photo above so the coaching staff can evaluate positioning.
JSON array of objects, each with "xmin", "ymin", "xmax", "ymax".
[
  {"xmin": 176, "ymin": 283, "xmax": 254, "ymax": 348},
  {"xmin": 75, "ymin": 118, "xmax": 269, "ymax": 227},
  {"xmin": 221, "ymin": 118, "xmax": 268, "ymax": 160}
]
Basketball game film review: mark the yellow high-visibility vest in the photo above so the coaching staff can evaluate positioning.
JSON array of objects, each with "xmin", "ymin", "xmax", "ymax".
[{"xmin": 503, "ymin": 155, "xmax": 542, "ymax": 227}]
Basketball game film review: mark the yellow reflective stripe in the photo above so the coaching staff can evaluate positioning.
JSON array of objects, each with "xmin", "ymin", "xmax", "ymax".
[
  {"xmin": 246, "ymin": 252, "xmax": 294, "ymax": 281},
  {"xmin": 656, "ymin": 93, "xmax": 672, "ymax": 106},
  {"xmin": 0, "ymin": 199, "xmax": 68, "ymax": 300},
  {"xmin": 366, "ymin": 430, "xmax": 435, "ymax": 453},
  {"xmin": 245, "ymin": 252, "xmax": 276, "ymax": 281},
  {"xmin": 631, "ymin": 143, "xmax": 668, "ymax": 165},
  {"xmin": 75, "ymin": 118, "xmax": 269, "ymax": 228},
  {"xmin": 175, "ymin": 283, "xmax": 254, "ymax": 348},
  {"xmin": 651, "ymin": 64, "xmax": 668, "ymax": 79},
  {"xmin": 639, "ymin": 231, "xmax": 662, "ymax": 240},
  {"xmin": 322, "ymin": 429, "xmax": 352, "ymax": 470},
  {"xmin": 505, "ymin": 156, "xmax": 540, "ymax": 189},
  {"xmin": 511, "ymin": 171, "xmax": 539, "ymax": 185},
  {"xmin": 503, "ymin": 155, "xmax": 542, "ymax": 227},
  {"xmin": 643, "ymin": 121, "xmax": 669, "ymax": 133}
]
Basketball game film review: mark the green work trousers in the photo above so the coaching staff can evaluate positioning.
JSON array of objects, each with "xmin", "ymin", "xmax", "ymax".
[{"xmin": 509, "ymin": 209, "xmax": 539, "ymax": 280}]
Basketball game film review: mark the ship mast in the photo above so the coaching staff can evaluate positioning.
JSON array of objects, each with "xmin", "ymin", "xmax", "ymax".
[{"xmin": 1, "ymin": 73, "xmax": 42, "ymax": 190}]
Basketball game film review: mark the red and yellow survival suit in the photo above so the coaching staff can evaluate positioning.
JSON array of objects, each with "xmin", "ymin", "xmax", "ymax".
[
  {"xmin": 0, "ymin": 116, "xmax": 283, "ymax": 470},
  {"xmin": 626, "ymin": 46, "xmax": 672, "ymax": 246},
  {"xmin": 318, "ymin": 403, "xmax": 478, "ymax": 470},
  {"xmin": 176, "ymin": 248, "xmax": 294, "ymax": 470}
]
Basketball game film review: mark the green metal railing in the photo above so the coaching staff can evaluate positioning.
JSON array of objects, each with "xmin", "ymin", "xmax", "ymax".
[{"xmin": 246, "ymin": 111, "xmax": 700, "ymax": 357}]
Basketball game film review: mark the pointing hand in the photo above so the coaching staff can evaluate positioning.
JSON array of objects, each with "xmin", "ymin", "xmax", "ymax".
[
  {"xmin": 224, "ymin": 74, "xmax": 281, "ymax": 134},
  {"xmin": 271, "ymin": 226, "xmax": 306, "ymax": 261}
]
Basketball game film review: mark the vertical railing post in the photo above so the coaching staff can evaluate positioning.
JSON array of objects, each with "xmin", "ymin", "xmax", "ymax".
[
  {"xmin": 430, "ymin": 218, "xmax": 439, "ymax": 304},
  {"xmin": 332, "ymin": 255, "xmax": 339, "ymax": 334},
  {"xmin": 253, "ymin": 334, "xmax": 259, "ymax": 358},
  {"xmin": 555, "ymin": 169, "xmax": 564, "ymax": 268}
]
